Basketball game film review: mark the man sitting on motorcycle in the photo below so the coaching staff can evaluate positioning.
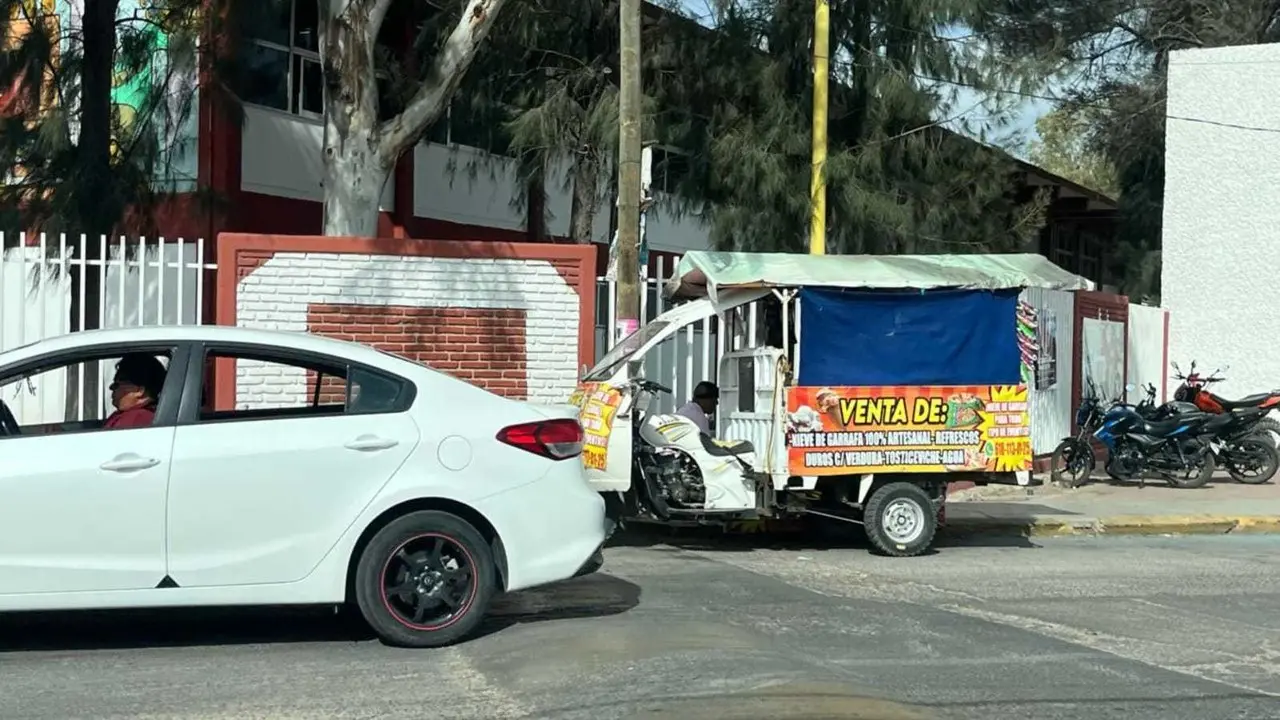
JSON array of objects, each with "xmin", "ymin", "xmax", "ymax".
[{"xmin": 676, "ymin": 381, "xmax": 718, "ymax": 435}]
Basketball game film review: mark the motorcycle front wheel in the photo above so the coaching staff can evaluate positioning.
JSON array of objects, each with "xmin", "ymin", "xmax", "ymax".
[
  {"xmin": 1225, "ymin": 433, "xmax": 1280, "ymax": 484},
  {"xmin": 1050, "ymin": 438, "xmax": 1095, "ymax": 488}
]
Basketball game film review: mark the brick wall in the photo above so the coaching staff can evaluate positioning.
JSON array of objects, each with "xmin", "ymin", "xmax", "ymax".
[
  {"xmin": 215, "ymin": 234, "xmax": 596, "ymax": 408},
  {"xmin": 307, "ymin": 304, "xmax": 529, "ymax": 398}
]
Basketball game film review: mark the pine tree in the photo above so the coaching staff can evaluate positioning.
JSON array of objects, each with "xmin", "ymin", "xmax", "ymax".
[
  {"xmin": 646, "ymin": 0, "xmax": 1054, "ymax": 255},
  {"xmin": 977, "ymin": 0, "xmax": 1280, "ymax": 299},
  {"xmin": 495, "ymin": 0, "xmax": 622, "ymax": 244},
  {"xmin": 0, "ymin": 0, "xmax": 206, "ymax": 236}
]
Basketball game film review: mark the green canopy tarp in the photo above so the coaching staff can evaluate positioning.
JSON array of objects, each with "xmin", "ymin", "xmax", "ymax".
[{"xmin": 664, "ymin": 251, "xmax": 1094, "ymax": 304}]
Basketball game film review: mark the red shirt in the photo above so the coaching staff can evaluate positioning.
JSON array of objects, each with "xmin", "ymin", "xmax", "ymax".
[{"xmin": 104, "ymin": 406, "xmax": 156, "ymax": 429}]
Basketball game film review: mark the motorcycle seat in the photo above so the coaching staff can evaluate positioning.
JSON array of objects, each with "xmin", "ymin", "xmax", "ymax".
[
  {"xmin": 698, "ymin": 433, "xmax": 755, "ymax": 457},
  {"xmin": 1202, "ymin": 413, "xmax": 1236, "ymax": 432},
  {"xmin": 1220, "ymin": 393, "xmax": 1274, "ymax": 411},
  {"xmin": 1140, "ymin": 414, "xmax": 1205, "ymax": 438}
]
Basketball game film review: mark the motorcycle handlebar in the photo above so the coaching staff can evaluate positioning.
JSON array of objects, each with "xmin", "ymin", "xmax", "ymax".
[
  {"xmin": 1173, "ymin": 360, "xmax": 1225, "ymax": 385},
  {"xmin": 633, "ymin": 379, "xmax": 673, "ymax": 395}
]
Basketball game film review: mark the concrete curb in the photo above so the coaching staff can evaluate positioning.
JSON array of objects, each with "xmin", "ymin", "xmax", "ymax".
[{"xmin": 945, "ymin": 515, "xmax": 1280, "ymax": 538}]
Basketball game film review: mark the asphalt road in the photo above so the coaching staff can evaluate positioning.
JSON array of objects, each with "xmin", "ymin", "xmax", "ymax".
[{"xmin": 2, "ymin": 533, "xmax": 1279, "ymax": 719}]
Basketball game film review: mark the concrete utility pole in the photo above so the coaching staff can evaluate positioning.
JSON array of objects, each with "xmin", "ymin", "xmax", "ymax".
[
  {"xmin": 809, "ymin": 0, "xmax": 829, "ymax": 255},
  {"xmin": 615, "ymin": 0, "xmax": 642, "ymax": 341}
]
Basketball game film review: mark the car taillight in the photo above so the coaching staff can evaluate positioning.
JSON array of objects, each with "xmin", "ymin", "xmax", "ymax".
[{"xmin": 496, "ymin": 419, "xmax": 584, "ymax": 460}]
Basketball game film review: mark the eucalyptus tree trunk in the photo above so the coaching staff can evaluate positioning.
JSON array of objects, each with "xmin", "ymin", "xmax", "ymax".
[{"xmin": 317, "ymin": 0, "xmax": 510, "ymax": 237}]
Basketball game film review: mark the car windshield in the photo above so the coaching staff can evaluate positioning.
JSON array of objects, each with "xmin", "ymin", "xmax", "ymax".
[{"xmin": 584, "ymin": 320, "xmax": 669, "ymax": 381}]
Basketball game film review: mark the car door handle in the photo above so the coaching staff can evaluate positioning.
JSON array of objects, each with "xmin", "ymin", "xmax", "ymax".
[
  {"xmin": 344, "ymin": 435, "xmax": 399, "ymax": 452},
  {"xmin": 100, "ymin": 454, "xmax": 160, "ymax": 472}
]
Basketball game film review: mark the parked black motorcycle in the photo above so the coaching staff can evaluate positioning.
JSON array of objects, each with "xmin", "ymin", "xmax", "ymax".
[
  {"xmin": 1133, "ymin": 383, "xmax": 1279, "ymax": 484},
  {"xmin": 1094, "ymin": 391, "xmax": 1217, "ymax": 488}
]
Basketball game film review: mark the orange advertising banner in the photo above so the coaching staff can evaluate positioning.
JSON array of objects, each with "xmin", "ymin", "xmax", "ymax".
[
  {"xmin": 785, "ymin": 385, "xmax": 1032, "ymax": 475},
  {"xmin": 569, "ymin": 382, "xmax": 624, "ymax": 470}
]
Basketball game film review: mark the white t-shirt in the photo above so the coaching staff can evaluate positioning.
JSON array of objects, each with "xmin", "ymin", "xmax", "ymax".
[{"xmin": 676, "ymin": 401, "xmax": 711, "ymax": 435}]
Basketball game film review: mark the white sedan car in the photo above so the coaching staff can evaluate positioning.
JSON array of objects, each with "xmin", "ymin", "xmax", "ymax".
[{"xmin": 0, "ymin": 325, "xmax": 609, "ymax": 648}]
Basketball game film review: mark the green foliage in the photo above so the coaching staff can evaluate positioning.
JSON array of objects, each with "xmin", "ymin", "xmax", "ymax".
[
  {"xmin": 462, "ymin": 0, "xmax": 1054, "ymax": 251},
  {"xmin": 647, "ymin": 0, "xmax": 1054, "ymax": 254},
  {"xmin": 977, "ymin": 0, "xmax": 1280, "ymax": 300},
  {"xmin": 0, "ymin": 0, "xmax": 208, "ymax": 237},
  {"xmin": 1026, "ymin": 107, "xmax": 1118, "ymax": 197},
  {"xmin": 448, "ymin": 0, "xmax": 628, "ymax": 242}
]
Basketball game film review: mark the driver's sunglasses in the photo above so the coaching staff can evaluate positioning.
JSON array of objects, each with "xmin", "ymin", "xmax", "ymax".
[{"xmin": 109, "ymin": 379, "xmax": 137, "ymax": 392}]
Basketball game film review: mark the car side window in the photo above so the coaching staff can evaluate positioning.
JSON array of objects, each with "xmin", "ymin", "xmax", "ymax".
[
  {"xmin": 0, "ymin": 349, "xmax": 176, "ymax": 439},
  {"xmin": 198, "ymin": 348, "xmax": 411, "ymax": 423}
]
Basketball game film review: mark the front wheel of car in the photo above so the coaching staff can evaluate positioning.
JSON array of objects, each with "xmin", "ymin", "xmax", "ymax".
[{"xmin": 354, "ymin": 510, "xmax": 496, "ymax": 648}]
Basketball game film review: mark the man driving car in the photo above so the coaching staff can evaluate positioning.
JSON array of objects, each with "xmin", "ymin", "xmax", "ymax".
[{"xmin": 104, "ymin": 353, "xmax": 167, "ymax": 429}]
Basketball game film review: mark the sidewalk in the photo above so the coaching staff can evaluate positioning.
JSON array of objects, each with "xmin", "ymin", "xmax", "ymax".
[{"xmin": 946, "ymin": 477, "xmax": 1280, "ymax": 537}]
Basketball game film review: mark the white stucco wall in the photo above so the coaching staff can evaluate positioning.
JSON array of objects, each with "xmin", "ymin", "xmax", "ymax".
[
  {"xmin": 1163, "ymin": 43, "xmax": 1280, "ymax": 398},
  {"xmin": 1127, "ymin": 303, "xmax": 1168, "ymax": 403},
  {"xmin": 241, "ymin": 107, "xmax": 395, "ymax": 211}
]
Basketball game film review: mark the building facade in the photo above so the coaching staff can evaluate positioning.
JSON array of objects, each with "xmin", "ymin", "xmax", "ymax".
[
  {"xmin": 1162, "ymin": 42, "xmax": 1279, "ymax": 398},
  {"xmin": 11, "ymin": 0, "xmax": 1120, "ymax": 285}
]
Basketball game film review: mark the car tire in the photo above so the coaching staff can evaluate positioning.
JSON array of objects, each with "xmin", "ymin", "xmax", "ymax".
[
  {"xmin": 863, "ymin": 482, "xmax": 937, "ymax": 557},
  {"xmin": 354, "ymin": 510, "xmax": 496, "ymax": 648}
]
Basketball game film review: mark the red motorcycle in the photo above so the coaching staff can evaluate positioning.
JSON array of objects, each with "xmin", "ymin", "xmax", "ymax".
[{"xmin": 1172, "ymin": 361, "xmax": 1280, "ymax": 442}]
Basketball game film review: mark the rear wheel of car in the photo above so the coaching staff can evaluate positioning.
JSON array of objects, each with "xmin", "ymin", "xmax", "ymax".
[{"xmin": 354, "ymin": 510, "xmax": 496, "ymax": 648}]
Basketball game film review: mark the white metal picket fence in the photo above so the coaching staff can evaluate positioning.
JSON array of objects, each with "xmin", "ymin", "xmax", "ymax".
[
  {"xmin": 0, "ymin": 232, "xmax": 216, "ymax": 424},
  {"xmin": 595, "ymin": 256, "xmax": 767, "ymax": 414}
]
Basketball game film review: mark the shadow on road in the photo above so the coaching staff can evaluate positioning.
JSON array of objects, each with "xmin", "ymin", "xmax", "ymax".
[
  {"xmin": 0, "ymin": 574, "xmax": 642, "ymax": 652},
  {"xmin": 475, "ymin": 573, "xmax": 641, "ymax": 639},
  {"xmin": 608, "ymin": 522, "xmax": 1041, "ymax": 554}
]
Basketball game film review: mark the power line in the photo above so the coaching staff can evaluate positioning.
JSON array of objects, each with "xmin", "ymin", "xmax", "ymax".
[{"xmin": 1165, "ymin": 114, "xmax": 1280, "ymax": 133}]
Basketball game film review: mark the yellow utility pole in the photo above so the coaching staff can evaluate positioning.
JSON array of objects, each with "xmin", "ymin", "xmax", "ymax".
[
  {"xmin": 809, "ymin": 0, "xmax": 829, "ymax": 255},
  {"xmin": 615, "ymin": 0, "xmax": 642, "ymax": 340}
]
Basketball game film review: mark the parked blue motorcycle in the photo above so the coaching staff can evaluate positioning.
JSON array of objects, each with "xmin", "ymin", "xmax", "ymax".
[
  {"xmin": 1051, "ymin": 379, "xmax": 1217, "ymax": 489},
  {"xmin": 1094, "ymin": 389, "xmax": 1216, "ymax": 488}
]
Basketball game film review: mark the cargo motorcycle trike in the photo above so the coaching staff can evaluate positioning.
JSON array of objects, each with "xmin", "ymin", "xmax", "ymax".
[{"xmin": 571, "ymin": 251, "xmax": 1092, "ymax": 556}]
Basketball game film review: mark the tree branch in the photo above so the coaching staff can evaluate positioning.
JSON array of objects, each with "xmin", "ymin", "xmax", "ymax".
[
  {"xmin": 368, "ymin": 0, "xmax": 395, "ymax": 43},
  {"xmin": 377, "ymin": 0, "xmax": 510, "ymax": 162}
]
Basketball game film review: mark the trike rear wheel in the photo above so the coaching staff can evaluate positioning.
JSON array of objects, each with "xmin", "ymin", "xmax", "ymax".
[{"xmin": 863, "ymin": 482, "xmax": 937, "ymax": 557}]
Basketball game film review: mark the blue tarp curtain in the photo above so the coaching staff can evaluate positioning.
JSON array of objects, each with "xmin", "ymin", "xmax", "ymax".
[{"xmin": 796, "ymin": 287, "xmax": 1021, "ymax": 386}]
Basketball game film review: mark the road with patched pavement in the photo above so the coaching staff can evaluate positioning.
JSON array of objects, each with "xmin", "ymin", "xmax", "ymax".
[{"xmin": 2, "ymin": 534, "xmax": 1279, "ymax": 719}]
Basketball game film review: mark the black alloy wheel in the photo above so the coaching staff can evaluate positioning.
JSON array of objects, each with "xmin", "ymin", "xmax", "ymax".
[
  {"xmin": 1226, "ymin": 434, "xmax": 1280, "ymax": 484},
  {"xmin": 354, "ymin": 510, "xmax": 496, "ymax": 648},
  {"xmin": 381, "ymin": 534, "xmax": 476, "ymax": 630}
]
